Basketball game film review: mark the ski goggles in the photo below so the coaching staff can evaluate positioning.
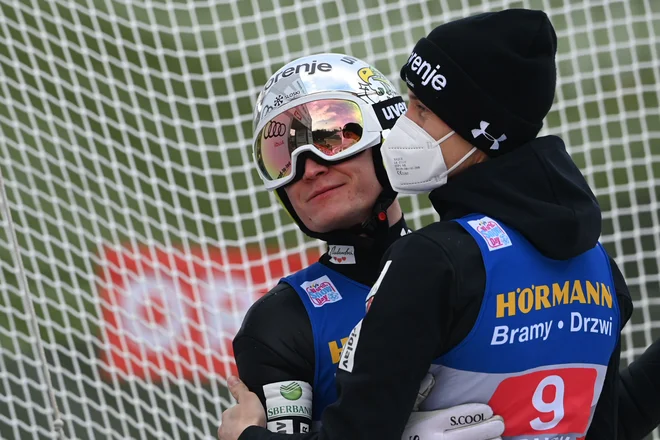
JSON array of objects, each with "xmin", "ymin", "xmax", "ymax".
[{"xmin": 253, "ymin": 93, "xmax": 399, "ymax": 190}]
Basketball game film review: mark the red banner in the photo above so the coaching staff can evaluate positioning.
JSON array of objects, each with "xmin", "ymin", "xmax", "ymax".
[{"xmin": 98, "ymin": 245, "xmax": 321, "ymax": 382}]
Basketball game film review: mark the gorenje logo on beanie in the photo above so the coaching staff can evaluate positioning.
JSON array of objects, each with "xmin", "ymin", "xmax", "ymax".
[{"xmin": 405, "ymin": 51, "xmax": 447, "ymax": 91}]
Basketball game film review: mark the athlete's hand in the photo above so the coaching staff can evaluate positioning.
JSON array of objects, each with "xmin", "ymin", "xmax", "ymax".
[
  {"xmin": 413, "ymin": 373, "xmax": 436, "ymax": 411},
  {"xmin": 402, "ymin": 403, "xmax": 504, "ymax": 440},
  {"xmin": 218, "ymin": 376, "xmax": 266, "ymax": 440}
]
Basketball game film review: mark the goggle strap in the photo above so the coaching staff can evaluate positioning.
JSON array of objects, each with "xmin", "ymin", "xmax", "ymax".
[{"xmin": 371, "ymin": 96, "xmax": 407, "ymax": 130}]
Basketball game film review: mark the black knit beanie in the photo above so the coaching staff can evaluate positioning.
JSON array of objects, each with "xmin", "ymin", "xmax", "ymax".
[{"xmin": 400, "ymin": 9, "xmax": 557, "ymax": 157}]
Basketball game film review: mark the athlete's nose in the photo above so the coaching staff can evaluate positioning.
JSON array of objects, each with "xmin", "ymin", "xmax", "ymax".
[{"xmin": 302, "ymin": 157, "xmax": 329, "ymax": 180}]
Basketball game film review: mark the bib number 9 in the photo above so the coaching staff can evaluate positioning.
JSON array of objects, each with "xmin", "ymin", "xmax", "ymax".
[
  {"xmin": 488, "ymin": 368, "xmax": 597, "ymax": 437},
  {"xmin": 530, "ymin": 375, "xmax": 565, "ymax": 430}
]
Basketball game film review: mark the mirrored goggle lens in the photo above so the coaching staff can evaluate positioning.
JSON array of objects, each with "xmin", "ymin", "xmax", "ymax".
[{"xmin": 255, "ymin": 99, "xmax": 364, "ymax": 182}]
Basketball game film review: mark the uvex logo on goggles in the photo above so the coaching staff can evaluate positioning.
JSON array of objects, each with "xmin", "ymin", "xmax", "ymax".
[{"xmin": 372, "ymin": 97, "xmax": 407, "ymax": 130}]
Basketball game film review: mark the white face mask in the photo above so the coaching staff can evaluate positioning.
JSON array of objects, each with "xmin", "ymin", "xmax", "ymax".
[{"xmin": 381, "ymin": 115, "xmax": 477, "ymax": 194}]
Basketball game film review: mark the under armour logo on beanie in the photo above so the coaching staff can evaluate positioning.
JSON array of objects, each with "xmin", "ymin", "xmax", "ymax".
[{"xmin": 400, "ymin": 9, "xmax": 558, "ymax": 157}]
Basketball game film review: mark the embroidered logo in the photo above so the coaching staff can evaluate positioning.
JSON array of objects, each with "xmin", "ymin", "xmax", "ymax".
[
  {"xmin": 471, "ymin": 121, "xmax": 507, "ymax": 150},
  {"xmin": 405, "ymin": 51, "xmax": 447, "ymax": 91}
]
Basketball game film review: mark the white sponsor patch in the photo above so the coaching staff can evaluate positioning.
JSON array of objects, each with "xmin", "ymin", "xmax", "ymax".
[
  {"xmin": 267, "ymin": 420, "xmax": 294, "ymax": 433},
  {"xmin": 301, "ymin": 275, "xmax": 342, "ymax": 307},
  {"xmin": 328, "ymin": 245, "xmax": 355, "ymax": 265},
  {"xmin": 467, "ymin": 216, "xmax": 512, "ymax": 251},
  {"xmin": 263, "ymin": 380, "xmax": 312, "ymax": 421},
  {"xmin": 365, "ymin": 260, "xmax": 392, "ymax": 312},
  {"xmin": 338, "ymin": 319, "xmax": 362, "ymax": 373}
]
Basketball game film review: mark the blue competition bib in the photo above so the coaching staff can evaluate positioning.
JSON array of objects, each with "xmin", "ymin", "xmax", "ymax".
[
  {"xmin": 282, "ymin": 263, "xmax": 370, "ymax": 422},
  {"xmin": 420, "ymin": 214, "xmax": 620, "ymax": 440}
]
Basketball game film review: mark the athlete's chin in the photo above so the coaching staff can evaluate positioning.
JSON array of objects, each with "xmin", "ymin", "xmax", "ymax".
[{"xmin": 307, "ymin": 207, "xmax": 367, "ymax": 234}]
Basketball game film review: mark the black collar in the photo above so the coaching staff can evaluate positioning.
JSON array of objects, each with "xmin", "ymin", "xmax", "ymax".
[{"xmin": 318, "ymin": 216, "xmax": 411, "ymax": 286}]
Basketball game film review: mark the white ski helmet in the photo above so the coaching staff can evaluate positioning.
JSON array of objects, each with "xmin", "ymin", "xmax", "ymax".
[{"xmin": 252, "ymin": 53, "xmax": 406, "ymax": 242}]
